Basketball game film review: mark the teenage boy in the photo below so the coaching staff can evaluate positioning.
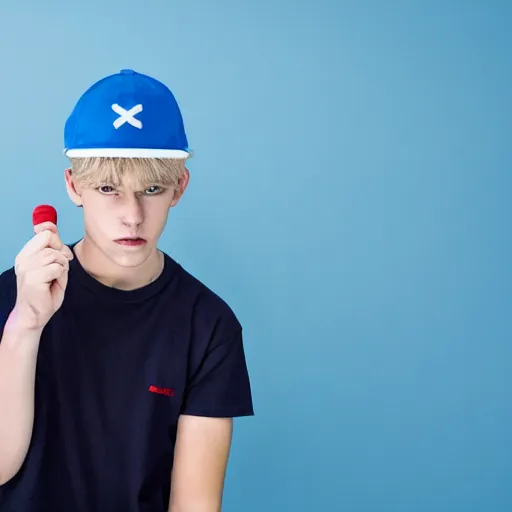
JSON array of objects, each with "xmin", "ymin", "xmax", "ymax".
[{"xmin": 0, "ymin": 68, "xmax": 254, "ymax": 511}]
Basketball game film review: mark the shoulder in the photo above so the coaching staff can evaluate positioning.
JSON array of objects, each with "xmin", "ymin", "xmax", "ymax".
[{"xmin": 168, "ymin": 255, "xmax": 242, "ymax": 340}]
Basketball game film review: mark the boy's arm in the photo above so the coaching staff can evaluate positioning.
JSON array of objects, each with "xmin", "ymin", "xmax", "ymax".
[
  {"xmin": 0, "ymin": 224, "xmax": 72, "ymax": 484},
  {"xmin": 0, "ymin": 319, "xmax": 43, "ymax": 485},
  {"xmin": 168, "ymin": 415, "xmax": 233, "ymax": 512},
  {"xmin": 168, "ymin": 327, "xmax": 254, "ymax": 511}
]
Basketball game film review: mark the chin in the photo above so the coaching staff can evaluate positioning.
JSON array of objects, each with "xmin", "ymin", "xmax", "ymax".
[{"xmin": 108, "ymin": 243, "xmax": 156, "ymax": 268}]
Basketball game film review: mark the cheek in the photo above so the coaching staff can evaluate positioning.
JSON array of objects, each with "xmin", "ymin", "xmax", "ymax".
[
  {"xmin": 83, "ymin": 200, "xmax": 112, "ymax": 230},
  {"xmin": 143, "ymin": 201, "xmax": 171, "ymax": 229}
]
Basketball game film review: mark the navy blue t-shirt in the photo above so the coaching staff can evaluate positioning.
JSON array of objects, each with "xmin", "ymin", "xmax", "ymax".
[{"xmin": 0, "ymin": 243, "xmax": 253, "ymax": 511}]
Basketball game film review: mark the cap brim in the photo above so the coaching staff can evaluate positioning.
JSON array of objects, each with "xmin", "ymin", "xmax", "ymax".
[{"xmin": 64, "ymin": 148, "xmax": 190, "ymax": 158}]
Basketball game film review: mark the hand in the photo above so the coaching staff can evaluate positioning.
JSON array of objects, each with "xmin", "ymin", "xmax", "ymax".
[{"xmin": 12, "ymin": 221, "xmax": 74, "ymax": 332}]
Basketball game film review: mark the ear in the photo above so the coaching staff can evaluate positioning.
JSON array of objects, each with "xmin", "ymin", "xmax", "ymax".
[
  {"xmin": 170, "ymin": 167, "xmax": 190, "ymax": 208},
  {"xmin": 64, "ymin": 168, "xmax": 83, "ymax": 207}
]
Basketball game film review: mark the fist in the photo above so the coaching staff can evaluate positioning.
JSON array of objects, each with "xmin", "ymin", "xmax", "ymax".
[{"xmin": 13, "ymin": 221, "xmax": 74, "ymax": 332}]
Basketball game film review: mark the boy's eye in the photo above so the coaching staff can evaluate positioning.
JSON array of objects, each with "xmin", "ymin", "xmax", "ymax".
[
  {"xmin": 99, "ymin": 185, "xmax": 116, "ymax": 194},
  {"xmin": 144, "ymin": 186, "xmax": 163, "ymax": 195},
  {"xmin": 96, "ymin": 185, "xmax": 163, "ymax": 195}
]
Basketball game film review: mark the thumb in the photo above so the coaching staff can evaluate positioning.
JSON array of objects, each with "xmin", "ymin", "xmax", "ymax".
[{"xmin": 34, "ymin": 221, "xmax": 58, "ymax": 236}]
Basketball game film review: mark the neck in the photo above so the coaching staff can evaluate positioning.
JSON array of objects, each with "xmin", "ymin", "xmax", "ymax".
[{"xmin": 74, "ymin": 237, "xmax": 164, "ymax": 291}]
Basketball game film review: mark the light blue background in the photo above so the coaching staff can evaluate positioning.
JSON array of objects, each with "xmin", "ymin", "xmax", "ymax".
[{"xmin": 0, "ymin": 1, "xmax": 511, "ymax": 510}]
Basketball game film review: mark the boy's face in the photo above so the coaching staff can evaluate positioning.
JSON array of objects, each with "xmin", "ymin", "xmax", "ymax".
[{"xmin": 64, "ymin": 167, "xmax": 189, "ymax": 268}]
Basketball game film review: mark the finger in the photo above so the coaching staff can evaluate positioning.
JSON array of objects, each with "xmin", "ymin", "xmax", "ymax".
[
  {"xmin": 35, "ymin": 263, "xmax": 67, "ymax": 284},
  {"xmin": 37, "ymin": 248, "xmax": 70, "ymax": 270},
  {"xmin": 21, "ymin": 230, "xmax": 64, "ymax": 258},
  {"xmin": 34, "ymin": 221, "xmax": 57, "ymax": 236},
  {"xmin": 61, "ymin": 244, "xmax": 74, "ymax": 260},
  {"xmin": 54, "ymin": 264, "xmax": 69, "ymax": 293},
  {"xmin": 31, "ymin": 226, "xmax": 73, "ymax": 260}
]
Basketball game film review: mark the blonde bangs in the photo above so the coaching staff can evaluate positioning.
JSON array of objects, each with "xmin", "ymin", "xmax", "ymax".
[{"xmin": 69, "ymin": 157, "xmax": 187, "ymax": 190}]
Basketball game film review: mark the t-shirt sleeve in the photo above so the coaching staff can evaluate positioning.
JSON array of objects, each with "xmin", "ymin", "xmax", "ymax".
[{"xmin": 181, "ymin": 328, "xmax": 254, "ymax": 418}]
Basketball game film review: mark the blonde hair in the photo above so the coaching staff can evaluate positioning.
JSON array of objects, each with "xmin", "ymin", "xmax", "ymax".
[{"xmin": 68, "ymin": 156, "xmax": 189, "ymax": 191}]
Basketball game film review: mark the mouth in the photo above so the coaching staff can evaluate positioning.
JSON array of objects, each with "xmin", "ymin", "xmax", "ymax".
[{"xmin": 114, "ymin": 237, "xmax": 147, "ymax": 246}]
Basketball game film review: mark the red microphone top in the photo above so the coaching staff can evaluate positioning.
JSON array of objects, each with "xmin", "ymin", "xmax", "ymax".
[{"xmin": 32, "ymin": 204, "xmax": 57, "ymax": 227}]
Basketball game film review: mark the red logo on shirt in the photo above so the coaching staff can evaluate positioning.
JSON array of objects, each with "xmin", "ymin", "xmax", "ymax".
[{"xmin": 148, "ymin": 385, "xmax": 174, "ymax": 397}]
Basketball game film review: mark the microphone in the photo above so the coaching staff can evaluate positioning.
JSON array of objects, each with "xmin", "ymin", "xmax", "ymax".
[{"xmin": 32, "ymin": 204, "xmax": 57, "ymax": 227}]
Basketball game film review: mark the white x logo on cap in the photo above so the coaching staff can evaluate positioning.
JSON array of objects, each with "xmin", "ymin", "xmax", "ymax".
[{"xmin": 111, "ymin": 103, "xmax": 143, "ymax": 129}]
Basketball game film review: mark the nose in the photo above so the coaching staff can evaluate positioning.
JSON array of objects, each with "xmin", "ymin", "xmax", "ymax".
[{"xmin": 120, "ymin": 194, "xmax": 143, "ymax": 227}]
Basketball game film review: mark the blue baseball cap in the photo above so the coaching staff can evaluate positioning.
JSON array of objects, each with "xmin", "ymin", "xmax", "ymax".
[{"xmin": 64, "ymin": 69, "xmax": 190, "ymax": 159}]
